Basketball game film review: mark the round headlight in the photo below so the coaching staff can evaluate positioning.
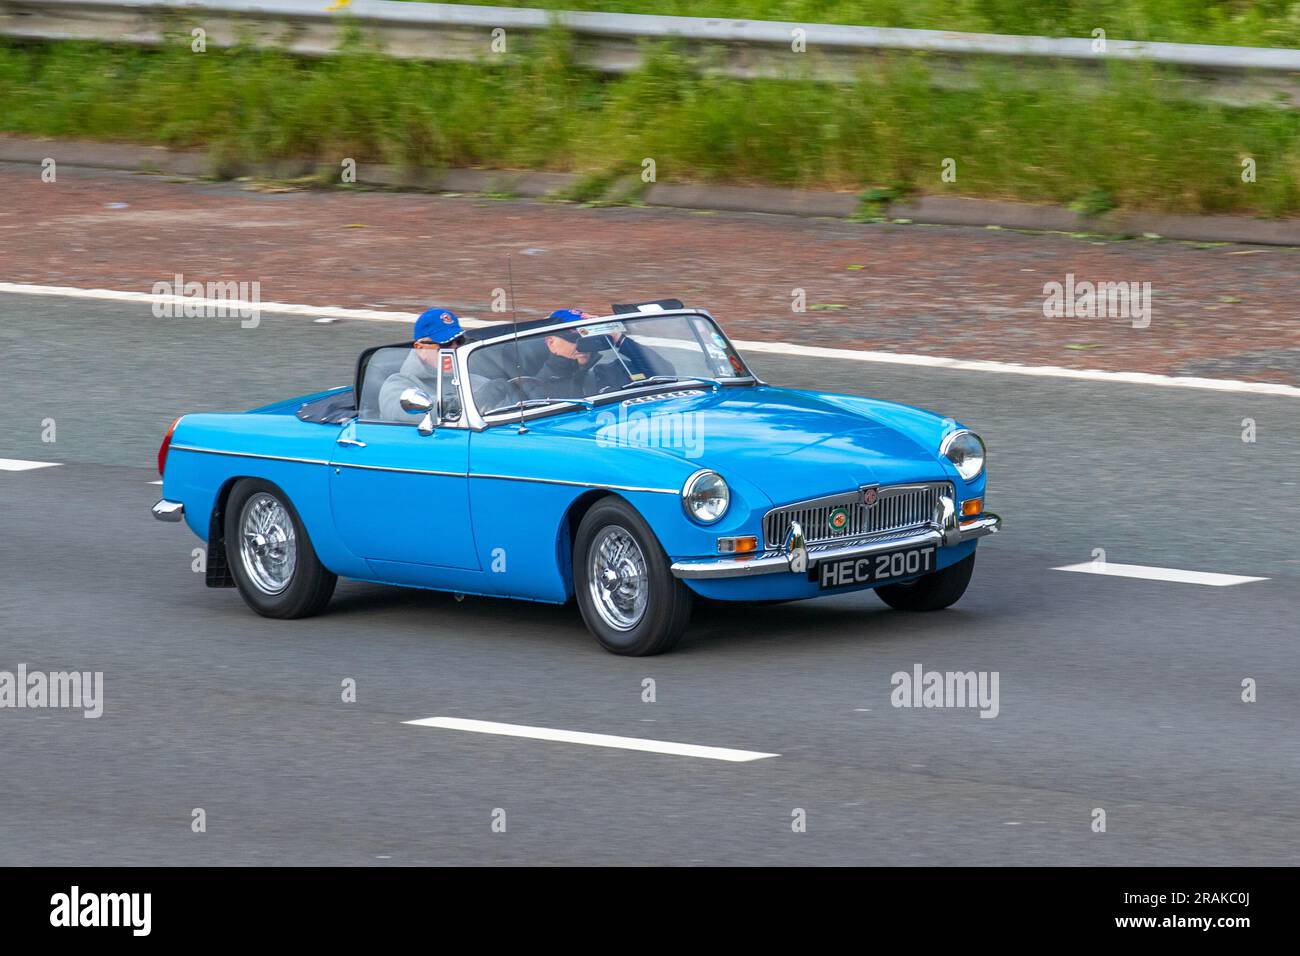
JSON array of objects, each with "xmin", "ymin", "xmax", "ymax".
[
  {"xmin": 941, "ymin": 430, "xmax": 986, "ymax": 481},
  {"xmin": 682, "ymin": 470, "xmax": 729, "ymax": 524}
]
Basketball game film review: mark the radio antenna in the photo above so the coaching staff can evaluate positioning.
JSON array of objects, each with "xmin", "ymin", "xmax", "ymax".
[{"xmin": 507, "ymin": 255, "xmax": 528, "ymax": 435}]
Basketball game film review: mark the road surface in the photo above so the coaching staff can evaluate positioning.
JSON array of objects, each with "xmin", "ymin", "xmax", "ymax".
[{"xmin": 2, "ymin": 292, "xmax": 1295, "ymax": 865}]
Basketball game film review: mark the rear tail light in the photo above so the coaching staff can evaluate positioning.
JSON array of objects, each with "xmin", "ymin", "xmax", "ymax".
[{"xmin": 158, "ymin": 417, "xmax": 181, "ymax": 476}]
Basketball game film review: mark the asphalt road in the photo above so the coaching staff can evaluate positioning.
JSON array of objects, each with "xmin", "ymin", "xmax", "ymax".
[{"xmin": 2, "ymin": 294, "xmax": 1297, "ymax": 865}]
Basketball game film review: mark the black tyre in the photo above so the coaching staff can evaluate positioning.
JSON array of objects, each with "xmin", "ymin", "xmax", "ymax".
[
  {"xmin": 875, "ymin": 552, "xmax": 976, "ymax": 612},
  {"xmin": 573, "ymin": 498, "xmax": 693, "ymax": 655},
  {"xmin": 224, "ymin": 478, "xmax": 337, "ymax": 619}
]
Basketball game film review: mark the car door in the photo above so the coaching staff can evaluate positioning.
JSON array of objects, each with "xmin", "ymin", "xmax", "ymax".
[{"xmin": 327, "ymin": 347, "xmax": 479, "ymax": 571}]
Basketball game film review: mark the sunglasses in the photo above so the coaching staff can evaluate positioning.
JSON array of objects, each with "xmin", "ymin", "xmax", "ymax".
[{"xmin": 415, "ymin": 335, "xmax": 465, "ymax": 348}]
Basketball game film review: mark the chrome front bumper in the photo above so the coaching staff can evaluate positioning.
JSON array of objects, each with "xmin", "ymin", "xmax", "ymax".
[
  {"xmin": 152, "ymin": 499, "xmax": 185, "ymax": 522},
  {"xmin": 670, "ymin": 512, "xmax": 1001, "ymax": 580}
]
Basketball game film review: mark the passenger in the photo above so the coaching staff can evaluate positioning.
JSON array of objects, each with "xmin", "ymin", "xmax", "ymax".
[{"xmin": 378, "ymin": 307, "xmax": 465, "ymax": 422}]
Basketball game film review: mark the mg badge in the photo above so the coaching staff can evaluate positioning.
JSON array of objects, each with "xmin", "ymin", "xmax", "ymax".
[
  {"xmin": 828, "ymin": 506, "xmax": 851, "ymax": 534},
  {"xmin": 861, "ymin": 485, "xmax": 879, "ymax": 507}
]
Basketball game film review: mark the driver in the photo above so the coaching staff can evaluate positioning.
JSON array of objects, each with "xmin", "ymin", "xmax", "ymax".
[
  {"xmin": 378, "ymin": 307, "xmax": 465, "ymax": 422},
  {"xmin": 538, "ymin": 308, "xmax": 596, "ymax": 397},
  {"xmin": 581, "ymin": 324, "xmax": 675, "ymax": 392}
]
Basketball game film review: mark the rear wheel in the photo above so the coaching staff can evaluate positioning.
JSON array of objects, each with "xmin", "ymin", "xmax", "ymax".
[
  {"xmin": 225, "ymin": 478, "xmax": 336, "ymax": 619},
  {"xmin": 875, "ymin": 552, "xmax": 975, "ymax": 612},
  {"xmin": 573, "ymin": 498, "xmax": 692, "ymax": 655}
]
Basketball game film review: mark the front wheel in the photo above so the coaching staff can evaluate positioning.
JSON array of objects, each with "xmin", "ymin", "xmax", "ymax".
[
  {"xmin": 573, "ymin": 499, "xmax": 692, "ymax": 655},
  {"xmin": 225, "ymin": 478, "xmax": 337, "ymax": 619},
  {"xmin": 875, "ymin": 552, "xmax": 975, "ymax": 612}
]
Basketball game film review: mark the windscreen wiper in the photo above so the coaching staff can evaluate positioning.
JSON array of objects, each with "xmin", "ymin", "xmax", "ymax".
[
  {"xmin": 629, "ymin": 375, "xmax": 725, "ymax": 391},
  {"xmin": 482, "ymin": 397, "xmax": 594, "ymax": 417}
]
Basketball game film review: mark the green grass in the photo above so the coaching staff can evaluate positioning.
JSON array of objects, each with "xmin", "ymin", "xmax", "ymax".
[
  {"xmin": 423, "ymin": 0, "xmax": 1300, "ymax": 49},
  {"xmin": 1, "ymin": 33, "xmax": 1297, "ymax": 216}
]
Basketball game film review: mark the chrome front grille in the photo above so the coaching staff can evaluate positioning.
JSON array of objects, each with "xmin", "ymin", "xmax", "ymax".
[{"xmin": 762, "ymin": 482, "xmax": 952, "ymax": 549}]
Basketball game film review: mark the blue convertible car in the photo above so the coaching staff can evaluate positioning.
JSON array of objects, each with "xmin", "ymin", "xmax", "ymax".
[{"xmin": 153, "ymin": 301, "xmax": 1000, "ymax": 655}]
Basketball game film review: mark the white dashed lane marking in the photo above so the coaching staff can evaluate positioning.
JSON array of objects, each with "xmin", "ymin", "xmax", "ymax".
[
  {"xmin": 1053, "ymin": 562, "xmax": 1267, "ymax": 586},
  {"xmin": 404, "ymin": 717, "xmax": 779, "ymax": 762},
  {"xmin": 0, "ymin": 458, "xmax": 61, "ymax": 471}
]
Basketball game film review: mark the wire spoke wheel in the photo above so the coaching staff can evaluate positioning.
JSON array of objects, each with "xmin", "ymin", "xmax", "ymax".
[
  {"xmin": 238, "ymin": 492, "xmax": 298, "ymax": 595},
  {"xmin": 587, "ymin": 525, "xmax": 649, "ymax": 631}
]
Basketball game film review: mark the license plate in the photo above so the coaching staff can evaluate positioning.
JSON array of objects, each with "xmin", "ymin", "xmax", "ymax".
[{"xmin": 813, "ymin": 545, "xmax": 936, "ymax": 590}]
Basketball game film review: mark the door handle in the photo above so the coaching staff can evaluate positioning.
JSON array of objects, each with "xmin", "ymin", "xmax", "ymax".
[{"xmin": 336, "ymin": 438, "xmax": 367, "ymax": 448}]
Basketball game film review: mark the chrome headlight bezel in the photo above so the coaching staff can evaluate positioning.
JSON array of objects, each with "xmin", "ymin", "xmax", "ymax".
[
  {"xmin": 682, "ymin": 469, "xmax": 730, "ymax": 524},
  {"xmin": 940, "ymin": 429, "xmax": 986, "ymax": 481}
]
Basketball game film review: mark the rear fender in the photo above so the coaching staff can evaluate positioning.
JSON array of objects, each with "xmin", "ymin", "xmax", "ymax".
[{"xmin": 161, "ymin": 412, "xmax": 369, "ymax": 578}]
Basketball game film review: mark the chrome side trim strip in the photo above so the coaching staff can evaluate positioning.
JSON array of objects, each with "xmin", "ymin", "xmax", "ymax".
[
  {"xmin": 335, "ymin": 462, "xmax": 467, "ymax": 478},
  {"xmin": 473, "ymin": 473, "xmax": 678, "ymax": 495},
  {"xmin": 167, "ymin": 444, "xmax": 676, "ymax": 491},
  {"xmin": 168, "ymin": 445, "xmax": 330, "ymax": 466}
]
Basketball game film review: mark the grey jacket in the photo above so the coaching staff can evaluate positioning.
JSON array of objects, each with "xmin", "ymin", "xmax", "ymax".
[{"xmin": 377, "ymin": 350, "xmax": 440, "ymax": 423}]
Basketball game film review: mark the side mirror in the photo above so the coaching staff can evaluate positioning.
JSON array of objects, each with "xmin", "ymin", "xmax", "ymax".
[
  {"xmin": 399, "ymin": 387, "xmax": 434, "ymax": 415},
  {"xmin": 399, "ymin": 387, "xmax": 437, "ymax": 435}
]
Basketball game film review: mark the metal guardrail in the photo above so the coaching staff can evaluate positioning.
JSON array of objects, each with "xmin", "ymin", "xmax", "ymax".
[{"xmin": 2, "ymin": 0, "xmax": 1297, "ymax": 104}]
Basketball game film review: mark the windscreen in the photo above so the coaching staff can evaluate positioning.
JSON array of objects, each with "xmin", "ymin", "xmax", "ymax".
[{"xmin": 466, "ymin": 313, "xmax": 752, "ymax": 417}]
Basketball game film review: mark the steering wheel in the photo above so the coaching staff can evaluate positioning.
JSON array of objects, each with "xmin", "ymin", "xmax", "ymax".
[
  {"xmin": 504, "ymin": 371, "xmax": 546, "ymax": 390},
  {"xmin": 501, "ymin": 374, "xmax": 548, "ymax": 403}
]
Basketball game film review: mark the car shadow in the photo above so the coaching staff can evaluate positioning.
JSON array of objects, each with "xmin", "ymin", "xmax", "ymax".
[
  {"xmin": 321, "ymin": 577, "xmax": 989, "ymax": 658},
  {"xmin": 309, "ymin": 567, "xmax": 1029, "ymax": 658},
  {"xmin": 324, "ymin": 579, "xmax": 595, "ymax": 646},
  {"xmin": 685, "ymin": 595, "xmax": 946, "ymax": 652}
]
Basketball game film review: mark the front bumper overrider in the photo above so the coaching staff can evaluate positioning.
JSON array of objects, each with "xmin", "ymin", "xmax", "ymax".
[{"xmin": 670, "ymin": 503, "xmax": 1001, "ymax": 581}]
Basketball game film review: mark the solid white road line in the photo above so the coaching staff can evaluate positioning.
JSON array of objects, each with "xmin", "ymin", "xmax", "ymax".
[
  {"xmin": 737, "ymin": 341, "xmax": 1300, "ymax": 398},
  {"xmin": 0, "ymin": 458, "xmax": 61, "ymax": 471},
  {"xmin": 4, "ymin": 282, "xmax": 1298, "ymax": 398},
  {"xmin": 403, "ymin": 716, "xmax": 779, "ymax": 762},
  {"xmin": 1053, "ymin": 562, "xmax": 1268, "ymax": 586},
  {"xmin": 0, "ymin": 282, "xmax": 491, "ymax": 328}
]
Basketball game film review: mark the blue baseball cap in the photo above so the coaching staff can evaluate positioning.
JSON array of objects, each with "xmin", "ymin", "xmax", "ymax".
[
  {"xmin": 548, "ymin": 308, "xmax": 593, "ymax": 323},
  {"xmin": 413, "ymin": 307, "xmax": 463, "ymax": 345}
]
